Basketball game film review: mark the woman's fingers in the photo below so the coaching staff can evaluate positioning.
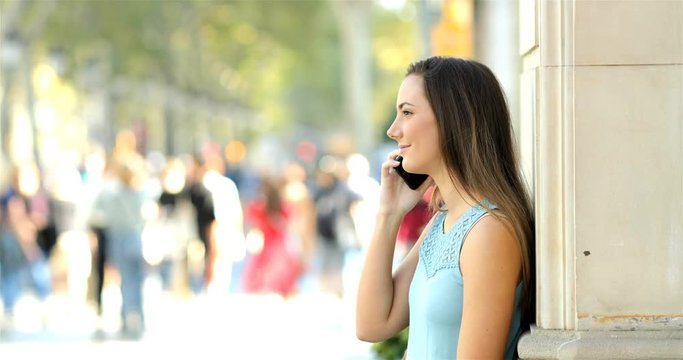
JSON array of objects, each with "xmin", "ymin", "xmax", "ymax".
[
  {"xmin": 386, "ymin": 150, "xmax": 401, "ymax": 162},
  {"xmin": 381, "ymin": 158, "xmax": 401, "ymax": 175},
  {"xmin": 385, "ymin": 160, "xmax": 400, "ymax": 174},
  {"xmin": 382, "ymin": 150, "xmax": 402, "ymax": 175}
]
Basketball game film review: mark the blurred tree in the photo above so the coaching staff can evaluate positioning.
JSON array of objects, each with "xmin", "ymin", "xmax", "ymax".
[
  {"xmin": 10, "ymin": 0, "xmax": 418, "ymax": 155},
  {"xmin": 35, "ymin": 1, "xmax": 340, "ymax": 134},
  {"xmin": 371, "ymin": 2, "xmax": 421, "ymax": 145}
]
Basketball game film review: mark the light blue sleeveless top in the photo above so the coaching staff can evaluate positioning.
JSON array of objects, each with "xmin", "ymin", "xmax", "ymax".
[{"xmin": 406, "ymin": 202, "xmax": 523, "ymax": 360}]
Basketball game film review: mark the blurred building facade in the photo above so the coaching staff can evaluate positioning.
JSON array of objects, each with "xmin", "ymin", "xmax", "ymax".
[{"xmin": 516, "ymin": 1, "xmax": 683, "ymax": 358}]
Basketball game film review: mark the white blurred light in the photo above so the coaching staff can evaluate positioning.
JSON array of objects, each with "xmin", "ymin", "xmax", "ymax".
[
  {"xmin": 346, "ymin": 153, "xmax": 370, "ymax": 177},
  {"xmin": 246, "ymin": 228, "xmax": 264, "ymax": 255},
  {"xmin": 18, "ymin": 163, "xmax": 40, "ymax": 196},
  {"xmin": 398, "ymin": 2, "xmax": 417, "ymax": 21},
  {"xmin": 378, "ymin": 0, "xmax": 406, "ymax": 11}
]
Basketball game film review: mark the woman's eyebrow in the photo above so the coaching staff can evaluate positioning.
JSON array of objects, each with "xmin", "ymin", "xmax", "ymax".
[{"xmin": 397, "ymin": 101, "xmax": 415, "ymax": 110}]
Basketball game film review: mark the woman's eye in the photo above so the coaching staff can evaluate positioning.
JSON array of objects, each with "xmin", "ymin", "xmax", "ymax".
[{"xmin": 402, "ymin": 110, "xmax": 412, "ymax": 116}]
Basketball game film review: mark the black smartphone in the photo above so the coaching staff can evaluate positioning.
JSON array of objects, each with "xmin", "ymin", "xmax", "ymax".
[{"xmin": 394, "ymin": 155, "xmax": 429, "ymax": 190}]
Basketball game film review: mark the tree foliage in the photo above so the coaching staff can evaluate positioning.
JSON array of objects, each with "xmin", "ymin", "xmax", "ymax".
[{"xmin": 12, "ymin": 0, "xmax": 419, "ymax": 152}]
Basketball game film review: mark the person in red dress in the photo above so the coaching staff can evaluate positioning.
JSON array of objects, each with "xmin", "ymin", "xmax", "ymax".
[
  {"xmin": 241, "ymin": 176, "xmax": 300, "ymax": 296},
  {"xmin": 395, "ymin": 188, "xmax": 433, "ymax": 263}
]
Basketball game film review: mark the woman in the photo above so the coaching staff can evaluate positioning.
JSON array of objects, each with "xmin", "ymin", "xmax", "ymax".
[
  {"xmin": 90, "ymin": 157, "xmax": 147, "ymax": 338},
  {"xmin": 0, "ymin": 164, "xmax": 51, "ymax": 330},
  {"xmin": 242, "ymin": 176, "xmax": 300, "ymax": 296},
  {"xmin": 356, "ymin": 56, "xmax": 535, "ymax": 359}
]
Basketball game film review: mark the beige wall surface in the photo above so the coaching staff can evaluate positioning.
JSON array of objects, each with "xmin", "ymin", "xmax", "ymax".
[
  {"xmin": 518, "ymin": 0, "xmax": 683, "ymax": 356},
  {"xmin": 574, "ymin": 64, "xmax": 683, "ymax": 327},
  {"xmin": 574, "ymin": 1, "xmax": 683, "ymax": 66},
  {"xmin": 521, "ymin": 0, "xmax": 683, "ymax": 331}
]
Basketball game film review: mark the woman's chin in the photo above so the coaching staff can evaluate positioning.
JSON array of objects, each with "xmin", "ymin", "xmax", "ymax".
[{"xmin": 403, "ymin": 163, "xmax": 423, "ymax": 174}]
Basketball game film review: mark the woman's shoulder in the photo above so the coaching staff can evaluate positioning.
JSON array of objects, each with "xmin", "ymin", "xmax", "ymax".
[
  {"xmin": 460, "ymin": 213, "xmax": 522, "ymax": 280},
  {"xmin": 466, "ymin": 213, "xmax": 518, "ymax": 250}
]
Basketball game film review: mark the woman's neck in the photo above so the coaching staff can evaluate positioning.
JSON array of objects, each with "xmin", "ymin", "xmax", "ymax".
[{"xmin": 432, "ymin": 170, "xmax": 482, "ymax": 215}]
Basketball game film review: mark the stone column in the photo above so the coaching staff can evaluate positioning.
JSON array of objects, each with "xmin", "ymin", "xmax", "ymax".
[
  {"xmin": 474, "ymin": 0, "xmax": 519, "ymax": 135},
  {"xmin": 518, "ymin": 1, "xmax": 683, "ymax": 358}
]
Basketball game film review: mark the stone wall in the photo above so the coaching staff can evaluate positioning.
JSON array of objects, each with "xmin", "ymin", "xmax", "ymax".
[{"xmin": 517, "ymin": 1, "xmax": 683, "ymax": 358}]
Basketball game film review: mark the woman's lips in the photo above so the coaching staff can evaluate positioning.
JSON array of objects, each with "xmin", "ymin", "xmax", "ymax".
[{"xmin": 399, "ymin": 145, "xmax": 410, "ymax": 154}]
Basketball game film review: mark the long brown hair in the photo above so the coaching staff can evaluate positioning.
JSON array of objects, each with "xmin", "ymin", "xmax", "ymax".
[
  {"xmin": 260, "ymin": 175, "xmax": 284, "ymax": 217},
  {"xmin": 406, "ymin": 56, "xmax": 536, "ymax": 327}
]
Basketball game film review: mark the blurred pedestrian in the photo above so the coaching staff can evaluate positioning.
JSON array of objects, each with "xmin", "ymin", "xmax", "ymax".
[
  {"xmin": 90, "ymin": 158, "xmax": 148, "ymax": 339},
  {"xmin": 0, "ymin": 163, "xmax": 52, "ymax": 332},
  {"xmin": 200, "ymin": 153, "xmax": 244, "ymax": 295},
  {"xmin": 242, "ymin": 175, "xmax": 300, "ymax": 297},
  {"xmin": 342, "ymin": 153, "xmax": 379, "ymax": 304},
  {"xmin": 356, "ymin": 56, "xmax": 535, "ymax": 359},
  {"xmin": 345, "ymin": 153, "xmax": 380, "ymax": 250},
  {"xmin": 394, "ymin": 191, "xmax": 432, "ymax": 267},
  {"xmin": 312, "ymin": 156, "xmax": 359, "ymax": 298},
  {"xmin": 151, "ymin": 157, "xmax": 190, "ymax": 293},
  {"xmin": 281, "ymin": 162, "xmax": 316, "ymax": 279},
  {"xmin": 80, "ymin": 145, "xmax": 111, "ymax": 331},
  {"xmin": 186, "ymin": 155, "xmax": 216, "ymax": 294}
]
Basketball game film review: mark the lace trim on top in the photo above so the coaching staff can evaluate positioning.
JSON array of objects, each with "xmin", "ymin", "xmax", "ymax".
[{"xmin": 419, "ymin": 201, "xmax": 493, "ymax": 279}]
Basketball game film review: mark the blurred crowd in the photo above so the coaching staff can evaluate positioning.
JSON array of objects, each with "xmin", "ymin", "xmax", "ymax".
[{"xmin": 0, "ymin": 129, "xmax": 432, "ymax": 340}]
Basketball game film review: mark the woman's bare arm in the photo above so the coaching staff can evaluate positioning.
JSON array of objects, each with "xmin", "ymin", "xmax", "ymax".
[
  {"xmin": 356, "ymin": 213, "xmax": 435, "ymax": 342},
  {"xmin": 457, "ymin": 215, "xmax": 522, "ymax": 358}
]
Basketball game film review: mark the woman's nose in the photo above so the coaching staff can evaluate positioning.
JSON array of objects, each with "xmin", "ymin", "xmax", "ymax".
[{"xmin": 386, "ymin": 120, "xmax": 400, "ymax": 140}]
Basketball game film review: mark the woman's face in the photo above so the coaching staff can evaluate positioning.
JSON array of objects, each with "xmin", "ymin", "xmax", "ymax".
[{"xmin": 386, "ymin": 74, "xmax": 441, "ymax": 175}]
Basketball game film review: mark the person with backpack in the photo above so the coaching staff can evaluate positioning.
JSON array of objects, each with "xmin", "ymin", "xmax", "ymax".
[{"xmin": 312, "ymin": 158, "xmax": 359, "ymax": 298}]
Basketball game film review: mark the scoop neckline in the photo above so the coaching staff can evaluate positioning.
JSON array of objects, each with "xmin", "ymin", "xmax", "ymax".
[{"xmin": 439, "ymin": 204, "xmax": 477, "ymax": 235}]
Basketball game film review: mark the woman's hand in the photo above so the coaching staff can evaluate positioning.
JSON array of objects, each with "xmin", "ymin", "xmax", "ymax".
[
  {"xmin": 378, "ymin": 150, "xmax": 433, "ymax": 217},
  {"xmin": 356, "ymin": 151, "xmax": 435, "ymax": 342}
]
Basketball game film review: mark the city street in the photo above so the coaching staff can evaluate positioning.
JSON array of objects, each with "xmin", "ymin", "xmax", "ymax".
[{"xmin": 0, "ymin": 279, "xmax": 374, "ymax": 360}]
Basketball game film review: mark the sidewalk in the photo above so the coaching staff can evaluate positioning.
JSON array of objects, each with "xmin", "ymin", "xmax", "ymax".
[{"xmin": 0, "ymin": 280, "xmax": 374, "ymax": 360}]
